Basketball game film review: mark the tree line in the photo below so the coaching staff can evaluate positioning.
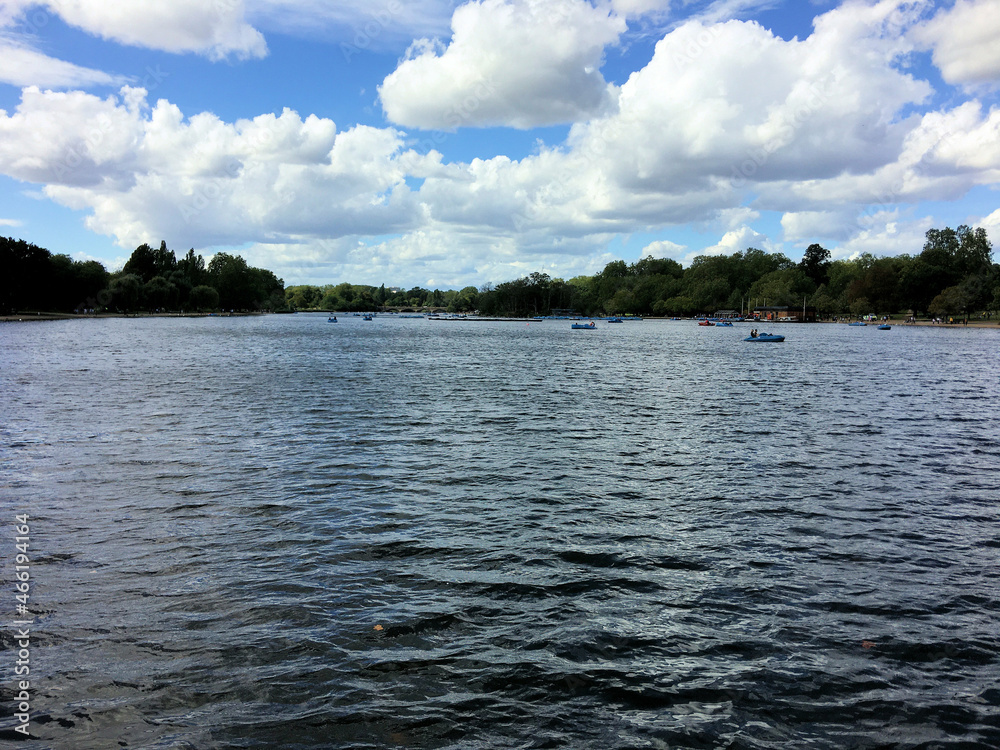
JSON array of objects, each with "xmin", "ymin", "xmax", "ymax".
[
  {"xmin": 4, "ymin": 224, "xmax": 995, "ymax": 319},
  {"xmin": 286, "ymin": 225, "xmax": 997, "ymax": 320},
  {"xmin": 1, "ymin": 238, "xmax": 285, "ymax": 314}
]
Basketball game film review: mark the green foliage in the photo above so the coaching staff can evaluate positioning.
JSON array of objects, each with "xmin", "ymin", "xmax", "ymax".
[
  {"xmin": 3, "ymin": 225, "xmax": 996, "ymax": 320},
  {"xmin": 189, "ymin": 285, "xmax": 220, "ymax": 311}
]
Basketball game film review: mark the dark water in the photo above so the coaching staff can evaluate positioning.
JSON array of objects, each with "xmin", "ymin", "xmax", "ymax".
[{"xmin": 1, "ymin": 315, "xmax": 999, "ymax": 749}]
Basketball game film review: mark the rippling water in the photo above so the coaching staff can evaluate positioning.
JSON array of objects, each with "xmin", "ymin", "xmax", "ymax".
[{"xmin": 1, "ymin": 315, "xmax": 999, "ymax": 749}]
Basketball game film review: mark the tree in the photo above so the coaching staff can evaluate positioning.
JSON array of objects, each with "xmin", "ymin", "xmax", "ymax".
[
  {"xmin": 0, "ymin": 236, "xmax": 50, "ymax": 312},
  {"xmin": 799, "ymin": 243, "xmax": 831, "ymax": 286},
  {"xmin": 189, "ymin": 285, "xmax": 220, "ymax": 311},
  {"xmin": 142, "ymin": 276, "xmax": 178, "ymax": 311},
  {"xmin": 177, "ymin": 248, "xmax": 205, "ymax": 288},
  {"xmin": 105, "ymin": 274, "xmax": 141, "ymax": 312},
  {"xmin": 207, "ymin": 253, "xmax": 256, "ymax": 309}
]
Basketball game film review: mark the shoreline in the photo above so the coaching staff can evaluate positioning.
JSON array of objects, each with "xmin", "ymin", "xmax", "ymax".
[
  {"xmin": 1, "ymin": 311, "xmax": 997, "ymax": 328},
  {"xmin": 0, "ymin": 311, "xmax": 265, "ymax": 322}
]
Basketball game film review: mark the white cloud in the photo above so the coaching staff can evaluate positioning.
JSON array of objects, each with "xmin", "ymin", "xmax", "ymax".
[
  {"xmin": 379, "ymin": 0, "xmax": 625, "ymax": 129},
  {"xmin": 781, "ymin": 209, "xmax": 858, "ymax": 242},
  {"xmin": 912, "ymin": 0, "xmax": 1000, "ymax": 88},
  {"xmin": 640, "ymin": 238, "xmax": 687, "ymax": 261},
  {"xmin": 0, "ymin": 34, "xmax": 125, "ymax": 88},
  {"xmin": 834, "ymin": 210, "xmax": 933, "ymax": 260},
  {"xmin": 979, "ymin": 207, "xmax": 1000, "ymax": 248},
  {"xmin": 0, "ymin": 217, "xmax": 24, "ymax": 226},
  {"xmin": 40, "ymin": 0, "xmax": 267, "ymax": 59},
  {"xmin": 0, "ymin": 86, "xmax": 438, "ymax": 249},
  {"xmin": 248, "ymin": 0, "xmax": 453, "ymax": 48},
  {"xmin": 697, "ymin": 226, "xmax": 774, "ymax": 259}
]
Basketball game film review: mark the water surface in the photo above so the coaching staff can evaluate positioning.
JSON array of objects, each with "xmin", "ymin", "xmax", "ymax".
[{"xmin": 1, "ymin": 315, "xmax": 998, "ymax": 748}]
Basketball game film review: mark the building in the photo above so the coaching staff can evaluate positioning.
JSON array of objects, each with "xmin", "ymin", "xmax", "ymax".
[{"xmin": 753, "ymin": 305, "xmax": 817, "ymax": 322}]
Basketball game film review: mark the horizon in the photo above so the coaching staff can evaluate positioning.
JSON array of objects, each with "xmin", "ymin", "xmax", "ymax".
[{"xmin": 1, "ymin": 0, "xmax": 999, "ymax": 289}]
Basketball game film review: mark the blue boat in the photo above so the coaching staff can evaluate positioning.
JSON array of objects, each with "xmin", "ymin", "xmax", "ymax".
[
  {"xmin": 716, "ymin": 321, "xmax": 734, "ymax": 327},
  {"xmin": 744, "ymin": 332, "xmax": 784, "ymax": 342},
  {"xmin": 849, "ymin": 321, "xmax": 867, "ymax": 326},
  {"xmin": 571, "ymin": 322, "xmax": 596, "ymax": 329},
  {"xmin": 363, "ymin": 314, "xmax": 373, "ymax": 321},
  {"xmin": 878, "ymin": 324, "xmax": 891, "ymax": 330},
  {"xmin": 327, "ymin": 316, "xmax": 337, "ymax": 323},
  {"xmin": 606, "ymin": 317, "xmax": 623, "ymax": 323}
]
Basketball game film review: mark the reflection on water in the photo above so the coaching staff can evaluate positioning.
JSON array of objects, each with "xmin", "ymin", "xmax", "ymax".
[{"xmin": 1, "ymin": 315, "xmax": 999, "ymax": 748}]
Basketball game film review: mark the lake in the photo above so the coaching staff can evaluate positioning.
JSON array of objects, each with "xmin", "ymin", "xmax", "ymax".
[{"xmin": 1, "ymin": 315, "xmax": 998, "ymax": 749}]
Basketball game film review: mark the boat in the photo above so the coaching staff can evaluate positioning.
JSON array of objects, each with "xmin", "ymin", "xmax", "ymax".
[
  {"xmin": 744, "ymin": 332, "xmax": 785, "ymax": 342},
  {"xmin": 606, "ymin": 317, "xmax": 623, "ymax": 323},
  {"xmin": 571, "ymin": 322, "xmax": 596, "ymax": 329},
  {"xmin": 877, "ymin": 324, "xmax": 891, "ymax": 330},
  {"xmin": 327, "ymin": 316, "xmax": 337, "ymax": 323},
  {"xmin": 698, "ymin": 320, "xmax": 715, "ymax": 326},
  {"xmin": 716, "ymin": 321, "xmax": 734, "ymax": 327},
  {"xmin": 849, "ymin": 321, "xmax": 866, "ymax": 326},
  {"xmin": 362, "ymin": 314, "xmax": 373, "ymax": 321}
]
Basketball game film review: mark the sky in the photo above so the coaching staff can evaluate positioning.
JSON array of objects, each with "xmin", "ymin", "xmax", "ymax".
[{"xmin": 0, "ymin": 0, "xmax": 999, "ymax": 289}]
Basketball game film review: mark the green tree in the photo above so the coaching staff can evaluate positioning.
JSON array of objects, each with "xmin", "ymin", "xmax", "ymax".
[
  {"xmin": 142, "ymin": 276, "xmax": 178, "ymax": 311},
  {"xmin": 207, "ymin": 253, "xmax": 256, "ymax": 309},
  {"xmin": 0, "ymin": 236, "xmax": 50, "ymax": 312},
  {"xmin": 799, "ymin": 243, "xmax": 831, "ymax": 286},
  {"xmin": 106, "ymin": 274, "xmax": 142, "ymax": 312},
  {"xmin": 189, "ymin": 285, "xmax": 220, "ymax": 311}
]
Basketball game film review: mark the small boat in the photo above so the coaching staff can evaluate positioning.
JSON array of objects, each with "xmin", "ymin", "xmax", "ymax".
[
  {"xmin": 849, "ymin": 321, "xmax": 867, "ymax": 326},
  {"xmin": 877, "ymin": 324, "xmax": 891, "ymax": 330},
  {"xmin": 363, "ymin": 314, "xmax": 374, "ymax": 321},
  {"xmin": 716, "ymin": 321, "xmax": 734, "ymax": 327},
  {"xmin": 698, "ymin": 320, "xmax": 715, "ymax": 326},
  {"xmin": 327, "ymin": 316, "xmax": 337, "ymax": 323},
  {"xmin": 744, "ymin": 332, "xmax": 784, "ymax": 342},
  {"xmin": 606, "ymin": 317, "xmax": 623, "ymax": 323},
  {"xmin": 571, "ymin": 322, "xmax": 596, "ymax": 329}
]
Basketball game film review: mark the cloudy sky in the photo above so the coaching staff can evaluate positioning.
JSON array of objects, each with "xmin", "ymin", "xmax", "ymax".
[{"xmin": 0, "ymin": 0, "xmax": 999, "ymax": 288}]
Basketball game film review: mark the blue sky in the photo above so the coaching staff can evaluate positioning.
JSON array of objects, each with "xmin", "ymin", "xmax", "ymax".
[{"xmin": 1, "ymin": 0, "xmax": 998, "ymax": 289}]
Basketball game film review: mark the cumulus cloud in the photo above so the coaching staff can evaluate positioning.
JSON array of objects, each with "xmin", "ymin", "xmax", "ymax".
[
  {"xmin": 0, "ymin": 86, "xmax": 437, "ymax": 249},
  {"xmin": 781, "ymin": 209, "xmax": 859, "ymax": 242},
  {"xmin": 379, "ymin": 0, "xmax": 625, "ymax": 129},
  {"xmin": 697, "ymin": 226, "xmax": 774, "ymax": 259},
  {"xmin": 912, "ymin": 0, "xmax": 1000, "ymax": 88},
  {"xmin": 835, "ymin": 209, "xmax": 933, "ymax": 260},
  {"xmin": 641, "ymin": 238, "xmax": 687, "ymax": 261},
  {"xmin": 2, "ymin": 2, "xmax": 999, "ymax": 287}
]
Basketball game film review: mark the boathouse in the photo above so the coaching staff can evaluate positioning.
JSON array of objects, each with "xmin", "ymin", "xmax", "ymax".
[{"xmin": 753, "ymin": 305, "xmax": 817, "ymax": 322}]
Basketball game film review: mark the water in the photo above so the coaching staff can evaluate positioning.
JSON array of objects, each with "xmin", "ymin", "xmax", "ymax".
[{"xmin": 1, "ymin": 315, "xmax": 999, "ymax": 749}]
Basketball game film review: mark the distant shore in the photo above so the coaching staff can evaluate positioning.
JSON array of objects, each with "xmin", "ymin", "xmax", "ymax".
[
  {"xmin": 0, "ymin": 311, "xmax": 265, "ymax": 322},
  {"xmin": 1, "ymin": 311, "xmax": 997, "ymax": 328}
]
